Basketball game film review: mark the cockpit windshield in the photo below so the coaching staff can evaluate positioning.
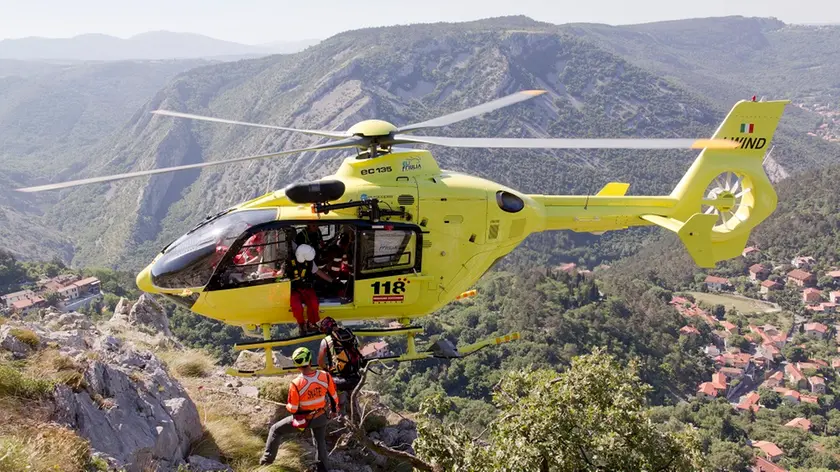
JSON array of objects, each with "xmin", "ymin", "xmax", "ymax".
[{"xmin": 151, "ymin": 208, "xmax": 278, "ymax": 289}]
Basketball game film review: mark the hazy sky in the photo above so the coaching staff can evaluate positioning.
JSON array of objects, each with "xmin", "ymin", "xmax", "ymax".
[{"xmin": 1, "ymin": 0, "xmax": 838, "ymax": 44}]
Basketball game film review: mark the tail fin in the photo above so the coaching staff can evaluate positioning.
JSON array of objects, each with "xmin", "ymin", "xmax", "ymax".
[{"xmin": 644, "ymin": 98, "xmax": 789, "ymax": 267}]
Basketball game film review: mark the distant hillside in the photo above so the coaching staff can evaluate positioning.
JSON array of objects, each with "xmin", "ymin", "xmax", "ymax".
[
  {"xmin": 0, "ymin": 58, "xmax": 211, "ymax": 180},
  {"xmin": 3, "ymin": 15, "xmax": 840, "ymax": 270},
  {"xmin": 0, "ymin": 31, "xmax": 318, "ymax": 61},
  {"xmin": 31, "ymin": 16, "xmax": 757, "ymax": 270},
  {"xmin": 0, "ymin": 58, "xmax": 212, "ymax": 262},
  {"xmin": 560, "ymin": 16, "xmax": 840, "ymax": 175}
]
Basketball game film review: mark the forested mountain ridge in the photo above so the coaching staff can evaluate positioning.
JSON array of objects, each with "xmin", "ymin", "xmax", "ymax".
[{"xmin": 14, "ymin": 16, "xmax": 817, "ymax": 272}]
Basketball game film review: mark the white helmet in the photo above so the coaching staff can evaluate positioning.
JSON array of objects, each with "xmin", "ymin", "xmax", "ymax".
[{"xmin": 295, "ymin": 244, "xmax": 316, "ymax": 263}]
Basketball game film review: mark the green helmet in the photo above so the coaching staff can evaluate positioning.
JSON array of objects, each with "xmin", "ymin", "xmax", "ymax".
[{"xmin": 292, "ymin": 347, "xmax": 311, "ymax": 366}]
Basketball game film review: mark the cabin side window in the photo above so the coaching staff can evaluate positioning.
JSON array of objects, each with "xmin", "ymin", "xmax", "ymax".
[
  {"xmin": 358, "ymin": 227, "xmax": 418, "ymax": 277},
  {"xmin": 221, "ymin": 228, "xmax": 291, "ymax": 287}
]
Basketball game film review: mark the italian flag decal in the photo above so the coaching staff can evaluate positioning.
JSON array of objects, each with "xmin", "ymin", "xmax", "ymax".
[{"xmin": 740, "ymin": 123, "xmax": 755, "ymax": 134}]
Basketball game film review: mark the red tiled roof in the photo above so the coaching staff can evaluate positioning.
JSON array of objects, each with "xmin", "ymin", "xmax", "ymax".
[
  {"xmin": 761, "ymin": 279, "xmax": 781, "ymax": 288},
  {"xmin": 804, "ymin": 322, "xmax": 828, "ymax": 334},
  {"xmin": 774, "ymin": 388, "xmax": 800, "ymax": 401},
  {"xmin": 785, "ymin": 417, "xmax": 812, "ymax": 431},
  {"xmin": 809, "ymin": 376, "xmax": 825, "ymax": 385},
  {"xmin": 680, "ymin": 326, "xmax": 700, "ymax": 335},
  {"xmin": 712, "ymin": 372, "xmax": 727, "ymax": 390},
  {"xmin": 720, "ymin": 321, "xmax": 738, "ymax": 332},
  {"xmin": 753, "ymin": 440, "xmax": 784, "ymax": 458},
  {"xmin": 360, "ymin": 341, "xmax": 389, "ymax": 357},
  {"xmin": 11, "ymin": 296, "xmax": 44, "ymax": 309},
  {"xmin": 803, "ymin": 287, "xmax": 822, "ymax": 295},
  {"xmin": 785, "ymin": 364, "xmax": 804, "ymax": 382},
  {"xmin": 750, "ymin": 264, "xmax": 768, "ymax": 273},
  {"xmin": 705, "ymin": 275, "xmax": 729, "ymax": 284},
  {"xmin": 752, "ymin": 456, "xmax": 787, "ymax": 472},
  {"xmin": 698, "ymin": 382, "xmax": 718, "ymax": 396},
  {"xmin": 801, "ymin": 394, "xmax": 819, "ymax": 404},
  {"xmin": 788, "ymin": 269, "xmax": 814, "ymax": 281},
  {"xmin": 72, "ymin": 276, "xmax": 99, "ymax": 287}
]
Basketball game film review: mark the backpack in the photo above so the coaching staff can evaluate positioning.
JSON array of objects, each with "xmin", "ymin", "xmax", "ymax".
[{"xmin": 326, "ymin": 327, "xmax": 363, "ymax": 377}]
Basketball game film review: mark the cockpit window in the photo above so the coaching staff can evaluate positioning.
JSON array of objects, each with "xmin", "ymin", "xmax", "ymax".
[{"xmin": 151, "ymin": 208, "xmax": 278, "ymax": 289}]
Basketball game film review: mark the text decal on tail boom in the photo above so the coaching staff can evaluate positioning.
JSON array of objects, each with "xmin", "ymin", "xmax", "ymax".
[{"xmin": 718, "ymin": 136, "xmax": 766, "ymax": 150}]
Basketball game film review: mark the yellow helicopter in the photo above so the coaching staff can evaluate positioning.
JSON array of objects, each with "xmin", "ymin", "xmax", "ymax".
[{"xmin": 18, "ymin": 91, "xmax": 789, "ymax": 377}]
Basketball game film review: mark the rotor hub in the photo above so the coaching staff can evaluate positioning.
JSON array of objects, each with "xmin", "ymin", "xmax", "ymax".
[
  {"xmin": 347, "ymin": 119, "xmax": 398, "ymax": 137},
  {"xmin": 708, "ymin": 189, "xmax": 736, "ymax": 212}
]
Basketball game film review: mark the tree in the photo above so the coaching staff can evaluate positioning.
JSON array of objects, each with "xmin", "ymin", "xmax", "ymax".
[
  {"xmin": 413, "ymin": 349, "xmax": 703, "ymax": 471},
  {"xmin": 784, "ymin": 345, "xmax": 807, "ymax": 363},
  {"xmin": 727, "ymin": 334, "xmax": 750, "ymax": 352},
  {"xmin": 706, "ymin": 440, "xmax": 752, "ymax": 472},
  {"xmin": 759, "ymin": 387, "xmax": 782, "ymax": 409},
  {"xmin": 713, "ymin": 304, "xmax": 726, "ymax": 318}
]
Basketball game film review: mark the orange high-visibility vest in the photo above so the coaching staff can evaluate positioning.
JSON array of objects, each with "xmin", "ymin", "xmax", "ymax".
[{"xmin": 286, "ymin": 370, "xmax": 339, "ymax": 415}]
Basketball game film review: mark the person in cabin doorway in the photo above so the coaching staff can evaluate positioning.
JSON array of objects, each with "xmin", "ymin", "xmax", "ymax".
[{"xmin": 277, "ymin": 244, "xmax": 336, "ymax": 336}]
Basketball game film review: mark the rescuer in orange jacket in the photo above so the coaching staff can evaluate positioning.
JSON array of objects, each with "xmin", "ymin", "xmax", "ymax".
[{"xmin": 260, "ymin": 347, "xmax": 339, "ymax": 471}]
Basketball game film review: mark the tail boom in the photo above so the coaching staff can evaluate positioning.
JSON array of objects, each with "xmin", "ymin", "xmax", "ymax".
[{"xmin": 528, "ymin": 98, "xmax": 788, "ymax": 268}]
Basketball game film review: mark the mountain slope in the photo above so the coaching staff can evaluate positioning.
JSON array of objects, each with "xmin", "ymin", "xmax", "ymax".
[
  {"xmin": 0, "ymin": 58, "xmax": 214, "ymax": 262},
  {"xmin": 0, "ymin": 58, "xmax": 213, "ymax": 178},
  {"xmin": 560, "ymin": 16, "xmax": 840, "ymax": 175},
  {"xmin": 0, "ymin": 31, "xmax": 316, "ymax": 61},
  {"xmin": 8, "ymin": 16, "xmax": 839, "ymax": 270},
  {"xmin": 38, "ymin": 18, "xmax": 748, "ymax": 270}
]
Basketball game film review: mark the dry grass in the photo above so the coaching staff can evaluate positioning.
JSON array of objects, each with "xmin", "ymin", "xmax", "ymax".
[
  {"xmin": 0, "ymin": 394, "xmax": 93, "ymax": 472},
  {"xmin": 257, "ymin": 377, "xmax": 292, "ymax": 404},
  {"xmin": 0, "ymin": 424, "xmax": 92, "ymax": 472},
  {"xmin": 158, "ymin": 348, "xmax": 216, "ymax": 379},
  {"xmin": 23, "ymin": 348, "xmax": 87, "ymax": 392},
  {"xmin": 0, "ymin": 364, "xmax": 54, "ymax": 399},
  {"xmin": 191, "ymin": 407, "xmax": 307, "ymax": 472},
  {"xmin": 9, "ymin": 328, "xmax": 39, "ymax": 349}
]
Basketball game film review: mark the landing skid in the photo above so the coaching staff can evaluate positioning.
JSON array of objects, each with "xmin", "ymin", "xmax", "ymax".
[{"xmin": 225, "ymin": 319, "xmax": 520, "ymax": 377}]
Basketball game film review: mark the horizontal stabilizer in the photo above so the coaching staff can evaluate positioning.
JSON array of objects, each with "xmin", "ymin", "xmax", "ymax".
[
  {"xmin": 641, "ymin": 213, "xmax": 718, "ymax": 268},
  {"xmin": 596, "ymin": 182, "xmax": 630, "ymax": 197}
]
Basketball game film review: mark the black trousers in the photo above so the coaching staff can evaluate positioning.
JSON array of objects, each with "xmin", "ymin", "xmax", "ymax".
[
  {"xmin": 334, "ymin": 375, "xmax": 360, "ymax": 416},
  {"xmin": 261, "ymin": 413, "xmax": 329, "ymax": 471}
]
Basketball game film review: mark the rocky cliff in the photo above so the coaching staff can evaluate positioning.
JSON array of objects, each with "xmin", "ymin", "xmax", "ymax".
[{"xmin": 0, "ymin": 297, "xmax": 418, "ymax": 472}]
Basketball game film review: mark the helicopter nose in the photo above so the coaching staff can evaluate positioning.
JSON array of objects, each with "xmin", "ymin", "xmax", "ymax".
[{"xmin": 136, "ymin": 264, "xmax": 158, "ymax": 294}]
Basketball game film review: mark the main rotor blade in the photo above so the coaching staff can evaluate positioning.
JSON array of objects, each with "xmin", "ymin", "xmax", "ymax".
[
  {"xmin": 151, "ymin": 110, "xmax": 350, "ymax": 139},
  {"xmin": 15, "ymin": 137, "xmax": 366, "ymax": 193},
  {"xmin": 396, "ymin": 90, "xmax": 547, "ymax": 133},
  {"xmin": 393, "ymin": 135, "xmax": 741, "ymax": 150}
]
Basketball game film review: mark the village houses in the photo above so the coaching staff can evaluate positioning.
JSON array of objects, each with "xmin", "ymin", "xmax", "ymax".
[
  {"xmin": 0, "ymin": 274, "xmax": 101, "ymax": 314},
  {"xmin": 788, "ymin": 269, "xmax": 816, "ymax": 287},
  {"xmin": 705, "ymin": 275, "xmax": 731, "ymax": 291},
  {"xmin": 750, "ymin": 264, "xmax": 770, "ymax": 281}
]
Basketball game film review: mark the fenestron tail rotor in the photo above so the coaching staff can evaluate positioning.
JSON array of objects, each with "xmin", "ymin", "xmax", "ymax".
[
  {"xmin": 15, "ymin": 89, "xmax": 740, "ymax": 193},
  {"xmin": 700, "ymin": 171, "xmax": 753, "ymax": 232}
]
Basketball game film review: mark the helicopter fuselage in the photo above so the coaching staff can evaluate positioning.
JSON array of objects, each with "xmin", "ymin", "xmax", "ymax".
[{"xmin": 135, "ymin": 131, "xmax": 774, "ymax": 329}]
